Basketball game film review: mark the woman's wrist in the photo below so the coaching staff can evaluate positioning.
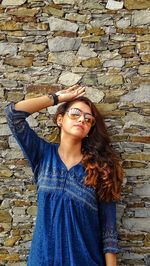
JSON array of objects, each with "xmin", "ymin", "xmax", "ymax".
[{"xmin": 47, "ymin": 93, "xmax": 60, "ymax": 105}]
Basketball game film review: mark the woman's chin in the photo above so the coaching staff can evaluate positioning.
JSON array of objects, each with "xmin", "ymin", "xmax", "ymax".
[{"xmin": 70, "ymin": 131, "xmax": 86, "ymax": 140}]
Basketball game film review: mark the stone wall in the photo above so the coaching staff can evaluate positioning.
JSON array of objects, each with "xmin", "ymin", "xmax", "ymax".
[{"xmin": 0, "ymin": 0, "xmax": 150, "ymax": 265}]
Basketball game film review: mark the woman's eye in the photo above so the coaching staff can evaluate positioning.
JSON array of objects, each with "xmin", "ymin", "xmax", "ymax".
[
  {"xmin": 85, "ymin": 118, "xmax": 91, "ymax": 123},
  {"xmin": 72, "ymin": 112, "xmax": 80, "ymax": 117},
  {"xmin": 71, "ymin": 109, "xmax": 80, "ymax": 116}
]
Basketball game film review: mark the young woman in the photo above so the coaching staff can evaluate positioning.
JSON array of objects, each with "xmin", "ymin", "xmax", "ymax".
[{"xmin": 4, "ymin": 85, "xmax": 124, "ymax": 266}]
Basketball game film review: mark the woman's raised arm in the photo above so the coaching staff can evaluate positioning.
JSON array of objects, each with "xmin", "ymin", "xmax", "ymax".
[{"xmin": 15, "ymin": 85, "xmax": 85, "ymax": 114}]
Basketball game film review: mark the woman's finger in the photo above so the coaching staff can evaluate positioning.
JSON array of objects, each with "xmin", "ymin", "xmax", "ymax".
[
  {"xmin": 76, "ymin": 87, "xmax": 86, "ymax": 94},
  {"xmin": 67, "ymin": 85, "xmax": 80, "ymax": 92},
  {"xmin": 75, "ymin": 91, "xmax": 86, "ymax": 98}
]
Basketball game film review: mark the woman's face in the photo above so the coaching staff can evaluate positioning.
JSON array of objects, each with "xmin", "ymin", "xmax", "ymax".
[{"xmin": 57, "ymin": 101, "xmax": 94, "ymax": 140}]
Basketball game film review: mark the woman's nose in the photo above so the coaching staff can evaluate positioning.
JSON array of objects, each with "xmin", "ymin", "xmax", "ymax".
[{"xmin": 78, "ymin": 114, "xmax": 85, "ymax": 123}]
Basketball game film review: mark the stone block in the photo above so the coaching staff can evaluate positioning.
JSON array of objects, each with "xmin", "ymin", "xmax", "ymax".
[
  {"xmin": 19, "ymin": 43, "xmax": 46, "ymax": 52},
  {"xmin": 135, "ymin": 208, "xmax": 150, "ymax": 218},
  {"xmin": 65, "ymin": 13, "xmax": 90, "ymax": 23},
  {"xmin": 7, "ymin": 91, "xmax": 24, "ymax": 102},
  {"xmin": 43, "ymin": 5, "xmax": 64, "ymax": 17},
  {"xmin": 0, "ymin": 21, "xmax": 22, "ymax": 31},
  {"xmin": 13, "ymin": 215, "xmax": 31, "ymax": 223},
  {"xmin": 2, "ymin": 149, "xmax": 24, "ymax": 160},
  {"xmin": 26, "ymin": 116, "xmax": 38, "ymax": 128},
  {"xmin": 48, "ymin": 37, "xmax": 81, "ymax": 52},
  {"xmin": 13, "ymin": 200, "xmax": 30, "ymax": 207},
  {"xmin": 85, "ymin": 87, "xmax": 104, "ymax": 103},
  {"xmin": 133, "ymin": 184, "xmax": 150, "ymax": 197},
  {"xmin": 137, "ymin": 35, "xmax": 150, "ymax": 42},
  {"xmin": 82, "ymin": 58, "xmax": 101, "ymax": 68},
  {"xmin": 13, "ymin": 207, "xmax": 26, "ymax": 215},
  {"xmin": 125, "ymin": 168, "xmax": 150, "ymax": 177},
  {"xmin": 132, "ymin": 11, "xmax": 150, "ymax": 26},
  {"xmin": 26, "ymin": 84, "xmax": 61, "ymax": 94},
  {"xmin": 54, "ymin": 31, "xmax": 77, "ymax": 38},
  {"xmin": 98, "ymin": 74, "xmax": 123, "ymax": 86},
  {"xmin": 80, "ymin": 27, "xmax": 104, "ymax": 38},
  {"xmin": 0, "ymin": 211, "xmax": 12, "ymax": 223},
  {"xmin": 0, "ymin": 124, "xmax": 11, "ymax": 136},
  {"xmin": 5, "ymin": 72, "xmax": 30, "ymax": 82},
  {"xmin": 106, "ymin": 0, "xmax": 123, "ymax": 10},
  {"xmin": 123, "ymin": 218, "xmax": 150, "ymax": 232},
  {"xmin": 0, "ymin": 166, "xmax": 13, "ymax": 178},
  {"xmin": 96, "ymin": 103, "xmax": 117, "ymax": 112},
  {"xmin": 23, "ymin": 22, "xmax": 48, "ymax": 31},
  {"xmin": 144, "ymin": 233, "xmax": 150, "ymax": 247},
  {"xmin": 122, "ymin": 153, "xmax": 150, "ymax": 161},
  {"xmin": 81, "ymin": 2, "xmax": 104, "ymax": 10},
  {"xmin": 0, "ymin": 43, "xmax": 17, "ymax": 56},
  {"xmin": 116, "ymin": 18, "xmax": 130, "ymax": 29},
  {"xmin": 123, "ymin": 112, "xmax": 150, "ymax": 128},
  {"xmin": 124, "ymin": 0, "xmax": 150, "ymax": 10},
  {"xmin": 27, "ymin": 206, "xmax": 37, "ymax": 216},
  {"xmin": 48, "ymin": 51, "xmax": 81, "ymax": 66},
  {"xmin": 4, "ymin": 57, "xmax": 33, "ymax": 67},
  {"xmin": 77, "ymin": 45, "xmax": 97, "ymax": 60},
  {"xmin": 129, "ymin": 136, "xmax": 150, "ymax": 144},
  {"xmin": 82, "ymin": 73, "xmax": 97, "ymax": 86},
  {"xmin": 119, "ymin": 45, "xmax": 137, "ymax": 58},
  {"xmin": 141, "ymin": 54, "xmax": 150, "ymax": 63},
  {"xmin": 48, "ymin": 17, "xmax": 78, "ymax": 32},
  {"xmin": 0, "ymin": 253, "xmax": 20, "ymax": 262},
  {"xmin": 82, "ymin": 36, "xmax": 100, "ymax": 43},
  {"xmin": 137, "ymin": 43, "xmax": 150, "ymax": 52},
  {"xmin": 138, "ymin": 65, "xmax": 150, "ymax": 75},
  {"xmin": 7, "ymin": 7, "xmax": 39, "ymax": 17},
  {"xmin": 58, "ymin": 72, "xmax": 82, "ymax": 86},
  {"xmin": 103, "ymin": 59, "xmax": 125, "ymax": 68},
  {"xmin": 53, "ymin": 0, "xmax": 75, "ymax": 4},
  {"xmin": 120, "ymin": 85, "xmax": 150, "ymax": 103},
  {"xmin": 5, "ymin": 236, "xmax": 20, "ymax": 247},
  {"xmin": 123, "ymin": 26, "xmax": 149, "ymax": 35},
  {"xmin": 2, "ymin": 0, "xmax": 26, "ymax": 6}
]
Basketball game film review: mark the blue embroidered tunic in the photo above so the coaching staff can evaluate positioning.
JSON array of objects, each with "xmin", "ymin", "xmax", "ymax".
[{"xmin": 4, "ymin": 103, "xmax": 119, "ymax": 266}]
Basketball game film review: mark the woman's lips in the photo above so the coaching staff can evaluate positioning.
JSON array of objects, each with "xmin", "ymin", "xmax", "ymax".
[{"xmin": 74, "ymin": 124, "xmax": 84, "ymax": 130}]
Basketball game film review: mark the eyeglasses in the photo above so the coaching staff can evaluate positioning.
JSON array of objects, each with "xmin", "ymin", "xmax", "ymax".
[{"xmin": 66, "ymin": 108, "xmax": 96, "ymax": 127}]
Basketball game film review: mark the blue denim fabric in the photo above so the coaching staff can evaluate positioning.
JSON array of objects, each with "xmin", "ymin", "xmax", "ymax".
[{"xmin": 4, "ymin": 103, "xmax": 119, "ymax": 266}]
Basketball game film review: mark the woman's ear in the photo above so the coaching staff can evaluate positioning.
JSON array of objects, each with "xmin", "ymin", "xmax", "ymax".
[{"xmin": 56, "ymin": 114, "xmax": 63, "ymax": 127}]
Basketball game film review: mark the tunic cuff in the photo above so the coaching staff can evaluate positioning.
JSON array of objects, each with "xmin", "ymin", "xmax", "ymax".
[
  {"xmin": 4, "ymin": 102, "xmax": 31, "ymax": 134},
  {"xmin": 103, "ymin": 227, "xmax": 119, "ymax": 254},
  {"xmin": 4, "ymin": 102, "xmax": 31, "ymax": 119}
]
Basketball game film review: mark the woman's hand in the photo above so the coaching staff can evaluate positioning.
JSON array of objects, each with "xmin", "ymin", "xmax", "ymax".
[{"xmin": 56, "ymin": 85, "xmax": 86, "ymax": 103}]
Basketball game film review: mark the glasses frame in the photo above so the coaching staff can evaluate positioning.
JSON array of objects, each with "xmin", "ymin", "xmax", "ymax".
[{"xmin": 66, "ymin": 107, "xmax": 96, "ymax": 127}]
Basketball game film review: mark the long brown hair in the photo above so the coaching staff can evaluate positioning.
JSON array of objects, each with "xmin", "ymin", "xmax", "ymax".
[{"xmin": 53, "ymin": 96, "xmax": 124, "ymax": 202}]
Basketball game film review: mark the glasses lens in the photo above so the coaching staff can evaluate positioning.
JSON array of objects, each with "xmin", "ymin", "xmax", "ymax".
[
  {"xmin": 68, "ymin": 108, "xmax": 81, "ymax": 120},
  {"xmin": 85, "ymin": 114, "xmax": 95, "ymax": 126},
  {"xmin": 67, "ymin": 108, "xmax": 95, "ymax": 127}
]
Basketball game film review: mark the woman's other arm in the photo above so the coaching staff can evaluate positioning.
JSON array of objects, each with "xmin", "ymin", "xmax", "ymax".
[
  {"xmin": 98, "ymin": 200, "xmax": 119, "ymax": 266},
  {"xmin": 105, "ymin": 253, "xmax": 117, "ymax": 266},
  {"xmin": 15, "ymin": 95, "xmax": 54, "ymax": 114}
]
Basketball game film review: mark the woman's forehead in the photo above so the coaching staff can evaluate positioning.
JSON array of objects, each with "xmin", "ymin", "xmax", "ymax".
[{"xmin": 69, "ymin": 101, "xmax": 92, "ymax": 113}]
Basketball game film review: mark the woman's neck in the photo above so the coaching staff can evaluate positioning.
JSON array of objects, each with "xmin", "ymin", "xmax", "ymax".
[
  {"xmin": 58, "ymin": 139, "xmax": 82, "ymax": 160},
  {"xmin": 58, "ymin": 138, "xmax": 83, "ymax": 171}
]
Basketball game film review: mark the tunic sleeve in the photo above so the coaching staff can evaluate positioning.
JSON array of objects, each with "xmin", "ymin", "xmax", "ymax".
[
  {"xmin": 4, "ymin": 102, "xmax": 48, "ymax": 182},
  {"xmin": 98, "ymin": 200, "xmax": 119, "ymax": 254}
]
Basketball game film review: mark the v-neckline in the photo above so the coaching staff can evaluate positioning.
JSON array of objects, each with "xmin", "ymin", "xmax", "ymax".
[{"xmin": 56, "ymin": 144, "xmax": 82, "ymax": 172}]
